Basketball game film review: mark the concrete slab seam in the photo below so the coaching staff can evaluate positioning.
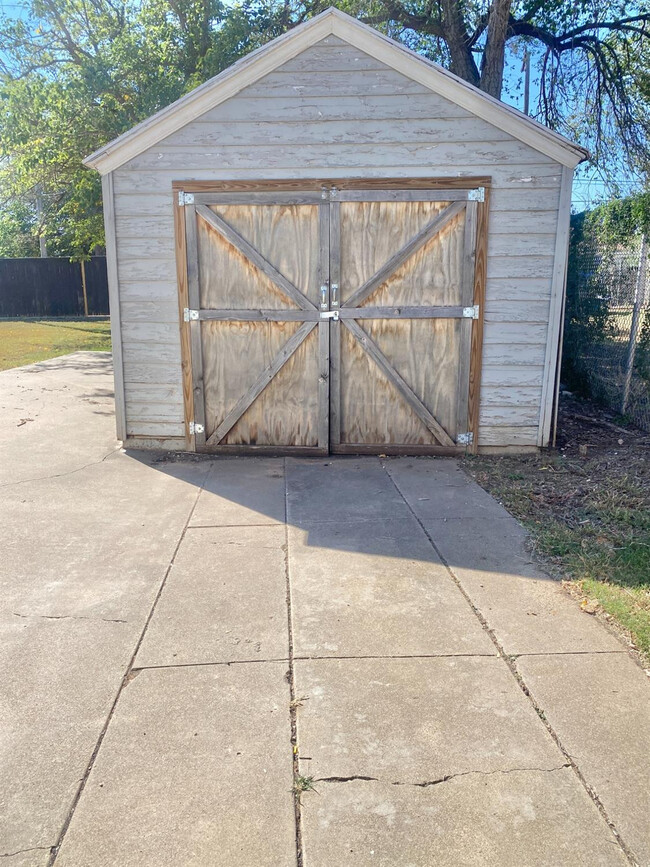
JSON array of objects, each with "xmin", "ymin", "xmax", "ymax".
[
  {"xmin": 46, "ymin": 470, "xmax": 209, "ymax": 867},
  {"xmin": 187, "ymin": 522, "xmax": 283, "ymax": 529},
  {"xmin": 132, "ymin": 657, "xmax": 291, "ymax": 671},
  {"xmin": 284, "ymin": 457, "xmax": 303, "ymax": 867},
  {"xmin": 381, "ymin": 460, "xmax": 640, "ymax": 867}
]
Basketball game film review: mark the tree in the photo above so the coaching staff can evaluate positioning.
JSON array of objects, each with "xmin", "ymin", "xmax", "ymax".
[
  {"xmin": 0, "ymin": 0, "xmax": 649, "ymax": 256},
  {"xmin": 320, "ymin": 0, "xmax": 650, "ymax": 169},
  {"xmin": 0, "ymin": 0, "xmax": 285, "ymax": 257},
  {"xmin": 0, "ymin": 201, "xmax": 39, "ymax": 258}
]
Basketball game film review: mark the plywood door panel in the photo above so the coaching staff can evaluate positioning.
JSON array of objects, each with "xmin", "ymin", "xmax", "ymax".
[
  {"xmin": 185, "ymin": 199, "xmax": 326, "ymax": 451},
  {"xmin": 334, "ymin": 196, "xmax": 477, "ymax": 452}
]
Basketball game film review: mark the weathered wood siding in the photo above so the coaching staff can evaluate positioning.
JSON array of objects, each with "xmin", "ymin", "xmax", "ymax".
[{"xmin": 112, "ymin": 35, "xmax": 563, "ymax": 447}]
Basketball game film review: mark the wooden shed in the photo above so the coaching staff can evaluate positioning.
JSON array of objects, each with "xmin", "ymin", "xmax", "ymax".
[{"xmin": 85, "ymin": 7, "xmax": 587, "ymax": 456}]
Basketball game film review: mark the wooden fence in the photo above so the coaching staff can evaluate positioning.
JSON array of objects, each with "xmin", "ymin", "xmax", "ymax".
[{"xmin": 0, "ymin": 257, "xmax": 109, "ymax": 317}]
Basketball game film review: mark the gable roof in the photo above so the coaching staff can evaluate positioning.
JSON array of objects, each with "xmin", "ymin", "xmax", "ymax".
[{"xmin": 84, "ymin": 7, "xmax": 588, "ymax": 174}]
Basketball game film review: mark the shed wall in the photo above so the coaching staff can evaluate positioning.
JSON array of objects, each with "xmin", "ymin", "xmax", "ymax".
[{"xmin": 111, "ymin": 35, "xmax": 564, "ymax": 448}]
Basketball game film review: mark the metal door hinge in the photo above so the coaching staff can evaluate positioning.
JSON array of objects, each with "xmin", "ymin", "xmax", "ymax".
[
  {"xmin": 183, "ymin": 307, "xmax": 199, "ymax": 321},
  {"xmin": 320, "ymin": 310, "xmax": 339, "ymax": 320},
  {"xmin": 457, "ymin": 432, "xmax": 474, "ymax": 446},
  {"xmin": 189, "ymin": 421, "xmax": 204, "ymax": 435},
  {"xmin": 463, "ymin": 305, "xmax": 479, "ymax": 319},
  {"xmin": 467, "ymin": 187, "xmax": 485, "ymax": 202},
  {"xmin": 178, "ymin": 191, "xmax": 194, "ymax": 206}
]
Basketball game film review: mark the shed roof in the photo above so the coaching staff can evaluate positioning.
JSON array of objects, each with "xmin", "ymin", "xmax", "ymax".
[{"xmin": 84, "ymin": 7, "xmax": 588, "ymax": 174}]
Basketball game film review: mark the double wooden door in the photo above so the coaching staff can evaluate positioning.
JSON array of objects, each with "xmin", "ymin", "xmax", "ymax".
[{"xmin": 177, "ymin": 186, "xmax": 484, "ymax": 455}]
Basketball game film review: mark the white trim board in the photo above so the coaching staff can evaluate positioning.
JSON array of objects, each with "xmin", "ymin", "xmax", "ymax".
[
  {"xmin": 101, "ymin": 172, "xmax": 127, "ymax": 441},
  {"xmin": 84, "ymin": 8, "xmax": 588, "ymax": 175},
  {"xmin": 538, "ymin": 164, "xmax": 574, "ymax": 446}
]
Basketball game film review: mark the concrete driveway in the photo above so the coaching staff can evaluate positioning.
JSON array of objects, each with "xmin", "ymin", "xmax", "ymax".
[{"xmin": 1, "ymin": 352, "xmax": 648, "ymax": 867}]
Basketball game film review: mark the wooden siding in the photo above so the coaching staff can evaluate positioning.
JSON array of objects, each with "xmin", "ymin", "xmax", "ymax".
[{"xmin": 113, "ymin": 36, "xmax": 564, "ymax": 447}]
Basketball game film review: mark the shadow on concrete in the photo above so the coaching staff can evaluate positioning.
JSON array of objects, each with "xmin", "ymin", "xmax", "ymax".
[{"xmin": 122, "ymin": 450, "xmax": 543, "ymax": 579}]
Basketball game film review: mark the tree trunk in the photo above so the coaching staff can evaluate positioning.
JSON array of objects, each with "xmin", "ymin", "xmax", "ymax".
[
  {"xmin": 440, "ymin": 0, "xmax": 480, "ymax": 87},
  {"xmin": 480, "ymin": 0, "xmax": 512, "ymax": 97}
]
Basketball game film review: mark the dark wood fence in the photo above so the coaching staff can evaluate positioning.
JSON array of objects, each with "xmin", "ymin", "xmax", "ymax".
[{"xmin": 0, "ymin": 257, "xmax": 109, "ymax": 317}]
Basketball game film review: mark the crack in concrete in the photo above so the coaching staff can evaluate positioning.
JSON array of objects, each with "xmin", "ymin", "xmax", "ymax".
[
  {"xmin": 316, "ymin": 765, "xmax": 570, "ymax": 788},
  {"xmin": 0, "ymin": 446, "xmax": 121, "ymax": 488},
  {"xmin": 1, "ymin": 846, "xmax": 52, "ymax": 858},
  {"xmin": 12, "ymin": 613, "xmax": 127, "ymax": 624}
]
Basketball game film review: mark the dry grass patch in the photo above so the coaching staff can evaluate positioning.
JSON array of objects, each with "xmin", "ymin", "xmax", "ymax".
[{"xmin": 463, "ymin": 396, "xmax": 650, "ymax": 665}]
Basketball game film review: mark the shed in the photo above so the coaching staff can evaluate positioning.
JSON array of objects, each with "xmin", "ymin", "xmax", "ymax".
[{"xmin": 85, "ymin": 7, "xmax": 587, "ymax": 456}]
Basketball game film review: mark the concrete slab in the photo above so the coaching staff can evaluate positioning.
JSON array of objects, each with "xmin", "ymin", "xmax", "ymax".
[
  {"xmin": 0, "ymin": 353, "xmax": 117, "ymax": 485},
  {"xmin": 385, "ymin": 457, "xmax": 513, "ymax": 520},
  {"xmin": 1, "ymin": 455, "xmax": 208, "ymax": 622},
  {"xmin": 288, "ymin": 517, "xmax": 494, "ymax": 657},
  {"xmin": 54, "ymin": 664, "xmax": 296, "ymax": 867},
  {"xmin": 0, "ymin": 616, "xmax": 137, "ymax": 854},
  {"xmin": 420, "ymin": 516, "xmax": 624, "ymax": 654},
  {"xmin": 0, "ymin": 355, "xmax": 207, "ymax": 854},
  {"xmin": 517, "ymin": 653, "xmax": 650, "ymax": 865},
  {"xmin": 300, "ymin": 771, "xmax": 627, "ymax": 866},
  {"xmin": 135, "ymin": 525, "xmax": 289, "ymax": 667},
  {"xmin": 295, "ymin": 657, "xmax": 562, "ymax": 782},
  {"xmin": 190, "ymin": 458, "xmax": 285, "ymax": 527},
  {"xmin": 286, "ymin": 458, "xmax": 409, "ymax": 527}
]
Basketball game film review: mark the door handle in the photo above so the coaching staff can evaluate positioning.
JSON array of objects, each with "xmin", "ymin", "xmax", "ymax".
[
  {"xmin": 331, "ymin": 283, "xmax": 339, "ymax": 307},
  {"xmin": 320, "ymin": 284, "xmax": 328, "ymax": 309}
]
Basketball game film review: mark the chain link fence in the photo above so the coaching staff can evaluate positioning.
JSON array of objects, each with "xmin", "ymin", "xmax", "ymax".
[{"xmin": 563, "ymin": 233, "xmax": 650, "ymax": 431}]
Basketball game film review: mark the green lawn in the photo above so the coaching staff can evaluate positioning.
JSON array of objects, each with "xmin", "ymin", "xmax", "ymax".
[{"xmin": 0, "ymin": 318, "xmax": 112, "ymax": 370}]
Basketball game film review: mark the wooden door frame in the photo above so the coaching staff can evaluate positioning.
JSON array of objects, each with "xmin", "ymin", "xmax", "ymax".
[{"xmin": 173, "ymin": 177, "xmax": 490, "ymax": 455}]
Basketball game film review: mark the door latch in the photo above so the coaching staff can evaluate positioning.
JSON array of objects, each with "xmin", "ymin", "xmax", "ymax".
[{"xmin": 320, "ymin": 310, "xmax": 339, "ymax": 320}]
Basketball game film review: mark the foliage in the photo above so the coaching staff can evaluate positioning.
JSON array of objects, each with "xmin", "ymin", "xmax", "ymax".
[
  {"xmin": 564, "ymin": 191, "xmax": 650, "ymax": 414},
  {"xmin": 0, "ymin": 0, "xmax": 288, "ymax": 258},
  {"xmin": 582, "ymin": 190, "xmax": 650, "ymax": 245},
  {"xmin": 563, "ymin": 211, "xmax": 617, "ymax": 399},
  {"xmin": 0, "ymin": 201, "xmax": 40, "ymax": 257},
  {"xmin": 0, "ymin": 0, "xmax": 649, "ymax": 256}
]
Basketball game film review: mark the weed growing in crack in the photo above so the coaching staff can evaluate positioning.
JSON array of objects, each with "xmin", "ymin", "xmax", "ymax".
[{"xmin": 293, "ymin": 774, "xmax": 318, "ymax": 799}]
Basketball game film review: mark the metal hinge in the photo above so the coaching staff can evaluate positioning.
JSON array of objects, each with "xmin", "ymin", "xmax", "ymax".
[
  {"xmin": 189, "ymin": 421, "xmax": 204, "ymax": 435},
  {"xmin": 178, "ymin": 191, "xmax": 195, "ymax": 206},
  {"xmin": 457, "ymin": 432, "xmax": 474, "ymax": 446},
  {"xmin": 183, "ymin": 307, "xmax": 199, "ymax": 321},
  {"xmin": 467, "ymin": 187, "xmax": 485, "ymax": 202},
  {"xmin": 463, "ymin": 305, "xmax": 479, "ymax": 319},
  {"xmin": 320, "ymin": 310, "xmax": 339, "ymax": 320}
]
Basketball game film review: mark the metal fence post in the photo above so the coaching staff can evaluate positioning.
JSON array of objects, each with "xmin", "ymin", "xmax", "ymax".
[{"xmin": 621, "ymin": 234, "xmax": 648, "ymax": 415}]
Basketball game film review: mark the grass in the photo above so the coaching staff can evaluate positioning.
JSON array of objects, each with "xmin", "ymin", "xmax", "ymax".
[
  {"xmin": 464, "ymin": 432, "xmax": 650, "ymax": 664},
  {"xmin": 293, "ymin": 774, "xmax": 317, "ymax": 800},
  {"xmin": 0, "ymin": 317, "xmax": 112, "ymax": 370}
]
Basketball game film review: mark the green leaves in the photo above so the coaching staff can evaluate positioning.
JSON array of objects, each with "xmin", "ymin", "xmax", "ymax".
[{"xmin": 0, "ymin": 0, "xmax": 285, "ymax": 258}]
